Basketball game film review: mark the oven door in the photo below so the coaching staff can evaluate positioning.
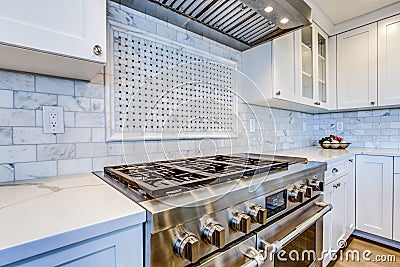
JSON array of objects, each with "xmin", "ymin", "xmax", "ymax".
[{"xmin": 252, "ymin": 195, "xmax": 331, "ymax": 267}]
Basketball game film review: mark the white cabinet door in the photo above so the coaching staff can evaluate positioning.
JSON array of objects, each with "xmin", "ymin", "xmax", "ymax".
[
  {"xmin": 241, "ymin": 42, "xmax": 273, "ymax": 105},
  {"xmin": 313, "ymin": 25, "xmax": 330, "ymax": 109},
  {"xmin": 356, "ymin": 155, "xmax": 393, "ymax": 239},
  {"xmin": 378, "ymin": 14, "xmax": 400, "ymax": 106},
  {"xmin": 323, "ymin": 177, "xmax": 346, "ymax": 267},
  {"xmin": 9, "ymin": 225, "xmax": 143, "ymax": 267},
  {"xmin": 394, "ymin": 174, "xmax": 400, "ymax": 242},
  {"xmin": 344, "ymin": 157, "xmax": 355, "ymax": 237},
  {"xmin": 298, "ymin": 25, "xmax": 315, "ymax": 106},
  {"xmin": 330, "ymin": 178, "xmax": 346, "ymax": 251},
  {"xmin": 322, "ymin": 181, "xmax": 333, "ymax": 267},
  {"xmin": 0, "ymin": 0, "xmax": 106, "ymax": 62},
  {"xmin": 337, "ymin": 24, "xmax": 377, "ymax": 109},
  {"xmin": 272, "ymin": 32, "xmax": 298, "ymax": 102}
]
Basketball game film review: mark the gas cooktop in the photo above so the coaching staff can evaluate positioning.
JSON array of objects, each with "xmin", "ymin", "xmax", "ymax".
[{"xmin": 103, "ymin": 153, "xmax": 307, "ymax": 198}]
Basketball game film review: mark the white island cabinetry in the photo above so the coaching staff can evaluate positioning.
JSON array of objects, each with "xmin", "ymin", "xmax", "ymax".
[
  {"xmin": 7, "ymin": 225, "xmax": 143, "ymax": 267},
  {"xmin": 0, "ymin": 174, "xmax": 145, "ymax": 267}
]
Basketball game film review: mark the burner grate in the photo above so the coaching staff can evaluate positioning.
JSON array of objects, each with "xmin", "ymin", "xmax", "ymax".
[{"xmin": 104, "ymin": 154, "xmax": 293, "ymax": 198}]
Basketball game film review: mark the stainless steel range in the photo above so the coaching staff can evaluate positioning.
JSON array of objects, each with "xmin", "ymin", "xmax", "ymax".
[{"xmin": 95, "ymin": 153, "xmax": 330, "ymax": 267}]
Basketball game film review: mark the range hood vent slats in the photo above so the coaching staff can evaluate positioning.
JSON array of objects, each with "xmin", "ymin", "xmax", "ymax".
[
  {"xmin": 234, "ymin": 17, "xmax": 266, "ymax": 39},
  {"xmin": 206, "ymin": 2, "xmax": 241, "ymax": 25},
  {"xmin": 216, "ymin": 6, "xmax": 250, "ymax": 30},
  {"xmin": 117, "ymin": 0, "xmax": 311, "ymax": 51},
  {"xmin": 227, "ymin": 12, "xmax": 260, "ymax": 35},
  {"xmin": 198, "ymin": 0, "xmax": 230, "ymax": 21}
]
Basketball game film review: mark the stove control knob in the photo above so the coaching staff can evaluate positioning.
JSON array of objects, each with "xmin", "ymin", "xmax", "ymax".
[
  {"xmin": 173, "ymin": 233, "xmax": 199, "ymax": 263},
  {"xmin": 248, "ymin": 205, "xmax": 267, "ymax": 225},
  {"xmin": 231, "ymin": 212, "xmax": 251, "ymax": 234},
  {"xmin": 308, "ymin": 179, "xmax": 324, "ymax": 191},
  {"xmin": 288, "ymin": 188, "xmax": 304, "ymax": 203},
  {"xmin": 299, "ymin": 184, "xmax": 313, "ymax": 198},
  {"xmin": 202, "ymin": 222, "xmax": 226, "ymax": 248}
]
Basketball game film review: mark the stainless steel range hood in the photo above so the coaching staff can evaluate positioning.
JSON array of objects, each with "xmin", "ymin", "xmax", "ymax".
[{"xmin": 113, "ymin": 0, "xmax": 311, "ymax": 51}]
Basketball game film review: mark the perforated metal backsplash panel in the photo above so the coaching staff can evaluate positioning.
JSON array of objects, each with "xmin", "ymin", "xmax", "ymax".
[{"xmin": 108, "ymin": 23, "xmax": 238, "ymax": 141}]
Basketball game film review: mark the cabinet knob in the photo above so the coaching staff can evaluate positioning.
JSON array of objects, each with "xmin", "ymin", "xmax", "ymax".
[
  {"xmin": 314, "ymin": 101, "xmax": 321, "ymax": 106},
  {"xmin": 93, "ymin": 45, "xmax": 103, "ymax": 56},
  {"xmin": 332, "ymin": 168, "xmax": 339, "ymax": 174},
  {"xmin": 370, "ymin": 101, "xmax": 376, "ymax": 105},
  {"xmin": 333, "ymin": 182, "xmax": 341, "ymax": 189},
  {"xmin": 275, "ymin": 90, "xmax": 281, "ymax": 96},
  {"xmin": 349, "ymin": 158, "xmax": 353, "ymax": 163}
]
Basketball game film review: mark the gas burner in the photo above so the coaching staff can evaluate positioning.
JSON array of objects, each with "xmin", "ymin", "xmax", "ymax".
[{"xmin": 103, "ymin": 154, "xmax": 306, "ymax": 198}]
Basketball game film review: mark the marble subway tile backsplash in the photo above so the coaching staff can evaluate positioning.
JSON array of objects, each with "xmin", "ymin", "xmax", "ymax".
[{"xmin": 315, "ymin": 109, "xmax": 400, "ymax": 149}]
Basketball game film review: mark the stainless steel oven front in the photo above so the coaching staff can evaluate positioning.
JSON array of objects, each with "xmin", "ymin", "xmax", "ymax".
[
  {"xmin": 255, "ymin": 194, "xmax": 330, "ymax": 267},
  {"xmin": 198, "ymin": 194, "xmax": 331, "ymax": 267}
]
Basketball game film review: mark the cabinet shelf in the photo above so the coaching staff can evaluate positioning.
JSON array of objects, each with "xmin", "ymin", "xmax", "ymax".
[
  {"xmin": 302, "ymin": 71, "xmax": 312, "ymax": 78},
  {"xmin": 302, "ymin": 42, "xmax": 312, "ymax": 51}
]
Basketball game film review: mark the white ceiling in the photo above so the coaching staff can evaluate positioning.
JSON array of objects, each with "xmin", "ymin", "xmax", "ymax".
[{"xmin": 313, "ymin": 0, "xmax": 400, "ymax": 24}]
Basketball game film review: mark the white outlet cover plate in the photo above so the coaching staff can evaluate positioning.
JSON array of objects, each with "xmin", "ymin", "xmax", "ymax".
[
  {"xmin": 43, "ymin": 106, "xmax": 64, "ymax": 134},
  {"xmin": 336, "ymin": 121, "xmax": 344, "ymax": 131}
]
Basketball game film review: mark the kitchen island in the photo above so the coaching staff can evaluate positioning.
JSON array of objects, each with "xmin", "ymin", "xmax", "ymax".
[{"xmin": 0, "ymin": 173, "xmax": 145, "ymax": 266}]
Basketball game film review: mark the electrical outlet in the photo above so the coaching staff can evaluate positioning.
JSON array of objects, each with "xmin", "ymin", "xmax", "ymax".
[
  {"xmin": 336, "ymin": 121, "xmax": 344, "ymax": 132},
  {"xmin": 249, "ymin": 119, "xmax": 256, "ymax": 133},
  {"xmin": 303, "ymin": 122, "xmax": 307, "ymax": 132},
  {"xmin": 43, "ymin": 106, "xmax": 64, "ymax": 134}
]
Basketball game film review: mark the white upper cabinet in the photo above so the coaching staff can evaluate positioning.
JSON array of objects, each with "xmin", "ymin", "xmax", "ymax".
[
  {"xmin": 0, "ymin": 0, "xmax": 106, "ymax": 80},
  {"xmin": 273, "ymin": 32, "xmax": 298, "ymax": 102},
  {"xmin": 315, "ymin": 27, "xmax": 330, "ymax": 109},
  {"xmin": 298, "ymin": 26, "xmax": 315, "ymax": 106},
  {"xmin": 337, "ymin": 23, "xmax": 378, "ymax": 109},
  {"xmin": 297, "ymin": 24, "xmax": 331, "ymax": 108},
  {"xmin": 241, "ymin": 23, "xmax": 334, "ymax": 113},
  {"xmin": 378, "ymin": 14, "xmax": 400, "ymax": 106}
]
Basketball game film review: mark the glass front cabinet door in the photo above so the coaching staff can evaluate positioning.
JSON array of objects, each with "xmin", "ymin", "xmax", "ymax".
[
  {"xmin": 315, "ymin": 26, "xmax": 328, "ymax": 108},
  {"xmin": 297, "ymin": 24, "xmax": 329, "ymax": 108}
]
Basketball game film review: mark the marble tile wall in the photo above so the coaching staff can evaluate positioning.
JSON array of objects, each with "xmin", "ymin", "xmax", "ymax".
[{"xmin": 312, "ymin": 109, "xmax": 400, "ymax": 149}]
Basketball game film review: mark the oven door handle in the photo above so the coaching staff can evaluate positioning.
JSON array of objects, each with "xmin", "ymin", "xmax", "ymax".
[{"xmin": 242, "ymin": 202, "xmax": 332, "ymax": 267}]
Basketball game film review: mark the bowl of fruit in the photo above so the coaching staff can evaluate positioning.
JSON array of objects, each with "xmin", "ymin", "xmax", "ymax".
[{"xmin": 319, "ymin": 135, "xmax": 351, "ymax": 149}]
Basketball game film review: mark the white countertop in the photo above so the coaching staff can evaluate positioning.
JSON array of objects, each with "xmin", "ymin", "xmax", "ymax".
[
  {"xmin": 275, "ymin": 146, "xmax": 400, "ymax": 162},
  {"xmin": 0, "ymin": 173, "xmax": 146, "ymax": 266}
]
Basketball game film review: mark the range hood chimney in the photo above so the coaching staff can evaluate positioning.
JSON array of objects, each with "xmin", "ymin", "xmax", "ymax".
[{"xmin": 113, "ymin": 0, "xmax": 312, "ymax": 51}]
